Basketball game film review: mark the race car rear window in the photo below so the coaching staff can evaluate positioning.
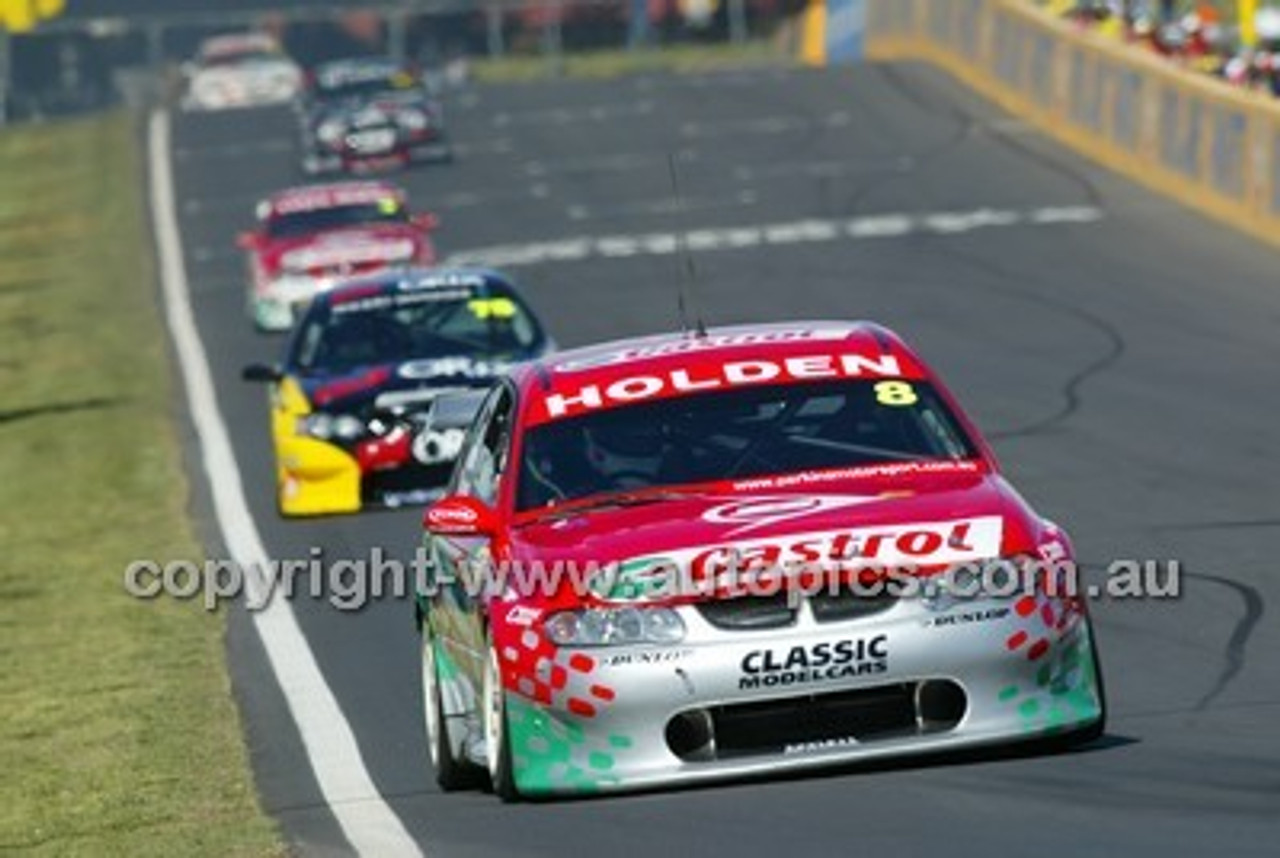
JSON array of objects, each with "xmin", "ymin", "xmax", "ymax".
[
  {"xmin": 315, "ymin": 66, "xmax": 416, "ymax": 100},
  {"xmin": 516, "ymin": 379, "xmax": 978, "ymax": 511},
  {"xmin": 264, "ymin": 201, "xmax": 407, "ymax": 239}
]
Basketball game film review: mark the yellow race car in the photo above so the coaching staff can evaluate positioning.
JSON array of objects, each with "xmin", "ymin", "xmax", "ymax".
[{"xmin": 242, "ymin": 268, "xmax": 552, "ymax": 515}]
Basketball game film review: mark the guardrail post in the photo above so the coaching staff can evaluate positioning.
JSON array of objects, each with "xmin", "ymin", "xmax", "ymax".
[
  {"xmin": 486, "ymin": 4, "xmax": 505, "ymax": 58},
  {"xmin": 1265, "ymin": 116, "xmax": 1277, "ymax": 220},
  {"xmin": 1099, "ymin": 57, "xmax": 1114, "ymax": 143},
  {"xmin": 1243, "ymin": 110, "xmax": 1258, "ymax": 215},
  {"xmin": 728, "ymin": 0, "xmax": 748, "ymax": 44},
  {"xmin": 627, "ymin": 0, "xmax": 650, "ymax": 49},
  {"xmin": 978, "ymin": 0, "xmax": 995, "ymax": 69},
  {"xmin": 542, "ymin": 1, "xmax": 564, "ymax": 73},
  {"xmin": 1196, "ymin": 89, "xmax": 1211, "ymax": 192},
  {"xmin": 1051, "ymin": 19, "xmax": 1069, "ymax": 122}
]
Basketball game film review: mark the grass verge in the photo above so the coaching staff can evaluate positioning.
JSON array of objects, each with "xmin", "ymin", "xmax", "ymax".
[
  {"xmin": 0, "ymin": 113, "xmax": 281, "ymax": 856},
  {"xmin": 471, "ymin": 38, "xmax": 794, "ymax": 83}
]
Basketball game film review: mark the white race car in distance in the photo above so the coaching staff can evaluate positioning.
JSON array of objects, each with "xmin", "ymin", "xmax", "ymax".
[{"xmin": 182, "ymin": 32, "xmax": 302, "ymax": 112}]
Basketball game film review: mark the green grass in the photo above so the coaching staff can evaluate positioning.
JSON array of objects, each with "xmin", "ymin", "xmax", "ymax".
[
  {"xmin": 0, "ymin": 114, "xmax": 281, "ymax": 856},
  {"xmin": 471, "ymin": 38, "xmax": 794, "ymax": 83}
]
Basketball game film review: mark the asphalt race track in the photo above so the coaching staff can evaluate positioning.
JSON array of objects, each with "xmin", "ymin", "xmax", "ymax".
[{"xmin": 166, "ymin": 62, "xmax": 1280, "ymax": 856}]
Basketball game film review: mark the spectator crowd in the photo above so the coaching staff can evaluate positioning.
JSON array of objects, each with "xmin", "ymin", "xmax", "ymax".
[{"xmin": 1035, "ymin": 1, "xmax": 1280, "ymax": 96}]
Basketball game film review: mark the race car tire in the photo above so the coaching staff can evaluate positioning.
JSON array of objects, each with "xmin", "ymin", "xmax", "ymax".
[
  {"xmin": 421, "ymin": 623, "xmax": 474, "ymax": 791},
  {"xmin": 483, "ymin": 631, "xmax": 519, "ymax": 802}
]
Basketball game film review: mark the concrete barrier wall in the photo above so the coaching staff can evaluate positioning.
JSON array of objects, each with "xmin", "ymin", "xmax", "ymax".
[{"xmin": 855, "ymin": 0, "xmax": 1280, "ymax": 250}]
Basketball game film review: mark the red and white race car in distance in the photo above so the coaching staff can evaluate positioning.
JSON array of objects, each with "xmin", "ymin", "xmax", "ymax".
[
  {"xmin": 237, "ymin": 181, "xmax": 439, "ymax": 331},
  {"xmin": 181, "ymin": 32, "xmax": 303, "ymax": 112},
  {"xmin": 417, "ymin": 322, "xmax": 1106, "ymax": 800}
]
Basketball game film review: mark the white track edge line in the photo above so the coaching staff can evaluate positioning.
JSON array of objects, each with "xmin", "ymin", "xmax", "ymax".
[{"xmin": 148, "ymin": 109, "xmax": 425, "ymax": 858}]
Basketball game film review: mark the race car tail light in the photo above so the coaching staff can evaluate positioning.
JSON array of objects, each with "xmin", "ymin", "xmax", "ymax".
[
  {"xmin": 355, "ymin": 426, "xmax": 411, "ymax": 472},
  {"xmin": 317, "ymin": 120, "xmax": 345, "ymax": 145},
  {"xmin": 543, "ymin": 606, "xmax": 685, "ymax": 647}
]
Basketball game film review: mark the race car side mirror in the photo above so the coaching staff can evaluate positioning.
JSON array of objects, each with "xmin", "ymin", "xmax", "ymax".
[
  {"xmin": 242, "ymin": 363, "xmax": 283, "ymax": 383},
  {"xmin": 424, "ymin": 495, "xmax": 497, "ymax": 537},
  {"xmin": 412, "ymin": 212, "xmax": 440, "ymax": 232},
  {"xmin": 236, "ymin": 231, "xmax": 262, "ymax": 250}
]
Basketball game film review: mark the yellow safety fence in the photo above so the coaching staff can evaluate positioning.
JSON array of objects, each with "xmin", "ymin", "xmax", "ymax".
[{"xmin": 859, "ymin": 0, "xmax": 1280, "ymax": 250}]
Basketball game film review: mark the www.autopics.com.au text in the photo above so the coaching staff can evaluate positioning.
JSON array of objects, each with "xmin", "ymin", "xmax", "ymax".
[{"xmin": 122, "ymin": 548, "xmax": 1183, "ymax": 612}]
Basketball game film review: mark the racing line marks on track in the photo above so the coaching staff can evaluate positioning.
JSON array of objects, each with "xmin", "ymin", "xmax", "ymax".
[
  {"xmin": 148, "ymin": 111, "xmax": 424, "ymax": 858},
  {"xmin": 523, "ymin": 149, "xmax": 699, "ymax": 177},
  {"xmin": 1183, "ymin": 569, "xmax": 1266, "ymax": 711},
  {"xmin": 434, "ymin": 183, "xmax": 553, "ymax": 210},
  {"xmin": 924, "ymin": 240, "xmax": 1127, "ymax": 442},
  {"xmin": 192, "ymin": 246, "xmax": 239, "ymax": 265},
  {"xmin": 490, "ymin": 101, "xmax": 655, "ymax": 127},
  {"xmin": 679, "ymin": 111, "xmax": 853, "ymax": 138},
  {"xmin": 733, "ymin": 157, "xmax": 916, "ymax": 181},
  {"xmin": 450, "ymin": 137, "xmax": 515, "ymax": 157},
  {"xmin": 566, "ymin": 190, "xmax": 759, "ymax": 222},
  {"xmin": 632, "ymin": 69, "xmax": 794, "ymax": 91},
  {"xmin": 442, "ymin": 205, "xmax": 1105, "ymax": 269},
  {"xmin": 174, "ymin": 139, "xmax": 294, "ymax": 159}
]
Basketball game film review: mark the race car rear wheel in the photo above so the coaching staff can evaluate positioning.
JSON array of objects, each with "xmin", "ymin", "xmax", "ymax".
[
  {"xmin": 421, "ymin": 624, "xmax": 473, "ymax": 790},
  {"xmin": 483, "ymin": 634, "xmax": 519, "ymax": 802}
]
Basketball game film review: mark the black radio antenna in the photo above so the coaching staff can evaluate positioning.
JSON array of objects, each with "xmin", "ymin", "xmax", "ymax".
[{"xmin": 667, "ymin": 152, "xmax": 707, "ymax": 339}]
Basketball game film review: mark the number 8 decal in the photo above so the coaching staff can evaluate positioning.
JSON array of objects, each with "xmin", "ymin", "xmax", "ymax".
[{"xmin": 874, "ymin": 380, "xmax": 918, "ymax": 406}]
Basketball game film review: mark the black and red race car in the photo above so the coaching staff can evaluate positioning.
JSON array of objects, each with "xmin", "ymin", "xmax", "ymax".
[
  {"xmin": 299, "ymin": 57, "xmax": 451, "ymax": 176},
  {"xmin": 242, "ymin": 268, "xmax": 552, "ymax": 515}
]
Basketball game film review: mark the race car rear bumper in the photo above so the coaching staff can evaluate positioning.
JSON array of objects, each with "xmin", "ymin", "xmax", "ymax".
[
  {"xmin": 252, "ymin": 297, "xmax": 297, "ymax": 332},
  {"xmin": 302, "ymin": 139, "xmax": 452, "ymax": 176},
  {"xmin": 183, "ymin": 83, "xmax": 298, "ymax": 112},
  {"xmin": 495, "ymin": 594, "xmax": 1104, "ymax": 795},
  {"xmin": 251, "ymin": 275, "xmax": 336, "ymax": 331}
]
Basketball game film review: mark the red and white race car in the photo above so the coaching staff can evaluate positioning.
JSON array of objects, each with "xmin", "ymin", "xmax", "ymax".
[
  {"xmin": 418, "ymin": 322, "xmax": 1105, "ymax": 799},
  {"xmin": 237, "ymin": 181, "xmax": 439, "ymax": 331}
]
